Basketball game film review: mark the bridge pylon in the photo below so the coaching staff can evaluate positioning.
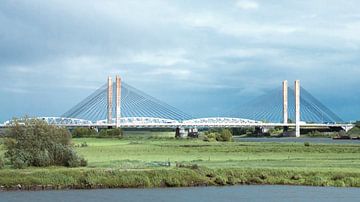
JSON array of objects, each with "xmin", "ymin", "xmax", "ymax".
[
  {"xmin": 295, "ymin": 80, "xmax": 301, "ymax": 137},
  {"xmin": 115, "ymin": 75, "xmax": 121, "ymax": 128},
  {"xmin": 107, "ymin": 76, "xmax": 113, "ymax": 124},
  {"xmin": 282, "ymin": 80, "xmax": 288, "ymax": 124}
]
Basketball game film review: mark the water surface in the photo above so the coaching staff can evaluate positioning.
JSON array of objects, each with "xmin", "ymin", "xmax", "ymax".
[{"xmin": 1, "ymin": 185, "xmax": 359, "ymax": 202}]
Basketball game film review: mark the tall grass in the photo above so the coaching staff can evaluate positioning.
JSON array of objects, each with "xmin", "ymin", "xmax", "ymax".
[{"xmin": 0, "ymin": 167, "xmax": 359, "ymax": 190}]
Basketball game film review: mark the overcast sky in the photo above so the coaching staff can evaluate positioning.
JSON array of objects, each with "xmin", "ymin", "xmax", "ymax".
[{"xmin": 1, "ymin": 0, "xmax": 360, "ymax": 122}]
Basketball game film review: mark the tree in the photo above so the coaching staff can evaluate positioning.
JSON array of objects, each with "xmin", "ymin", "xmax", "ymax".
[
  {"xmin": 72, "ymin": 127, "xmax": 97, "ymax": 138},
  {"xmin": 204, "ymin": 128, "xmax": 233, "ymax": 142},
  {"xmin": 216, "ymin": 129, "xmax": 233, "ymax": 142},
  {"xmin": 98, "ymin": 128, "xmax": 123, "ymax": 138},
  {"xmin": 4, "ymin": 118, "xmax": 87, "ymax": 168},
  {"xmin": 355, "ymin": 121, "xmax": 360, "ymax": 128}
]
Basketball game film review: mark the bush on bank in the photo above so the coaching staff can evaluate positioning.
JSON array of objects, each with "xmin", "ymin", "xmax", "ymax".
[
  {"xmin": 4, "ymin": 118, "xmax": 87, "ymax": 168},
  {"xmin": 204, "ymin": 129, "xmax": 233, "ymax": 142},
  {"xmin": 0, "ymin": 156, "xmax": 4, "ymax": 169},
  {"xmin": 98, "ymin": 128, "xmax": 123, "ymax": 138},
  {"xmin": 71, "ymin": 127, "xmax": 123, "ymax": 138},
  {"xmin": 72, "ymin": 127, "xmax": 98, "ymax": 138}
]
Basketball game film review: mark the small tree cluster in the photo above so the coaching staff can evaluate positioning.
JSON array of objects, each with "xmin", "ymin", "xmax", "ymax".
[
  {"xmin": 71, "ymin": 127, "xmax": 123, "ymax": 138},
  {"xmin": 4, "ymin": 118, "xmax": 87, "ymax": 168},
  {"xmin": 98, "ymin": 128, "xmax": 123, "ymax": 138},
  {"xmin": 203, "ymin": 129, "xmax": 233, "ymax": 142},
  {"xmin": 232, "ymin": 127, "xmax": 255, "ymax": 136},
  {"xmin": 347, "ymin": 121, "xmax": 360, "ymax": 136},
  {"xmin": 71, "ymin": 127, "xmax": 98, "ymax": 138}
]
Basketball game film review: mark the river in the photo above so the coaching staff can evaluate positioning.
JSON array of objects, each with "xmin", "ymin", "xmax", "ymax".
[{"xmin": 0, "ymin": 185, "xmax": 359, "ymax": 202}]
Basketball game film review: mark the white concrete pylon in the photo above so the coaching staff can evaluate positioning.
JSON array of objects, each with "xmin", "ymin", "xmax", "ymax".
[
  {"xmin": 107, "ymin": 76, "xmax": 113, "ymax": 124},
  {"xmin": 116, "ymin": 75, "xmax": 121, "ymax": 128},
  {"xmin": 295, "ymin": 80, "xmax": 300, "ymax": 137},
  {"xmin": 283, "ymin": 80, "xmax": 288, "ymax": 124}
]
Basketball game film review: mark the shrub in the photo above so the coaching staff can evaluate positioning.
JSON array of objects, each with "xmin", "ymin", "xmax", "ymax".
[
  {"xmin": 4, "ymin": 118, "xmax": 87, "ymax": 168},
  {"xmin": 214, "ymin": 176, "xmax": 227, "ymax": 185},
  {"xmin": 334, "ymin": 180, "xmax": 346, "ymax": 187},
  {"xmin": 291, "ymin": 174, "xmax": 302, "ymax": 180},
  {"xmin": 65, "ymin": 149, "xmax": 87, "ymax": 167},
  {"xmin": 203, "ymin": 132, "xmax": 217, "ymax": 141},
  {"xmin": 99, "ymin": 128, "xmax": 123, "ymax": 138},
  {"xmin": 72, "ymin": 127, "xmax": 97, "ymax": 138},
  {"xmin": 332, "ymin": 173, "xmax": 345, "ymax": 181},
  {"xmin": 176, "ymin": 163, "xmax": 199, "ymax": 169},
  {"xmin": 32, "ymin": 150, "xmax": 51, "ymax": 167},
  {"xmin": 0, "ymin": 156, "xmax": 4, "ymax": 169},
  {"xmin": 203, "ymin": 129, "xmax": 233, "ymax": 142},
  {"xmin": 304, "ymin": 142, "xmax": 310, "ymax": 147},
  {"xmin": 216, "ymin": 129, "xmax": 233, "ymax": 142},
  {"xmin": 13, "ymin": 157, "xmax": 28, "ymax": 169},
  {"xmin": 232, "ymin": 127, "xmax": 255, "ymax": 136}
]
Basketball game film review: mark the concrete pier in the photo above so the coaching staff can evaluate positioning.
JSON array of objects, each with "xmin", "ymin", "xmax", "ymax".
[
  {"xmin": 107, "ymin": 76, "xmax": 113, "ymax": 124},
  {"xmin": 116, "ymin": 75, "xmax": 121, "ymax": 128},
  {"xmin": 295, "ymin": 80, "xmax": 300, "ymax": 137}
]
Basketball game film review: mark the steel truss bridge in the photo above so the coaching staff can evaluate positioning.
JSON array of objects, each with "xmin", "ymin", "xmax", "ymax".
[
  {"xmin": 0, "ymin": 77, "xmax": 354, "ymax": 134},
  {"xmin": 1, "ymin": 117, "xmax": 353, "ymax": 132}
]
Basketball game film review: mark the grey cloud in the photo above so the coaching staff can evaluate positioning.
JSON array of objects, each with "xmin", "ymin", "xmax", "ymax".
[{"xmin": 0, "ymin": 0, "xmax": 360, "ymax": 121}]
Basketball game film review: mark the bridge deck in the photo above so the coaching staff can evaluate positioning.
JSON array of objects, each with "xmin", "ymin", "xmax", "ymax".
[{"xmin": 0, "ymin": 123, "xmax": 349, "ymax": 129}]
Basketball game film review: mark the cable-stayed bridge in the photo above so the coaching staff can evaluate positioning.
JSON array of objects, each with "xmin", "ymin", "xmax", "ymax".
[{"xmin": 1, "ymin": 76, "xmax": 354, "ymax": 137}]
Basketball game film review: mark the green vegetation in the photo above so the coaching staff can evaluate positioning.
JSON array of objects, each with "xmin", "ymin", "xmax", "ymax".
[
  {"xmin": 1, "ymin": 130, "xmax": 360, "ymax": 190},
  {"xmin": 3, "ymin": 119, "xmax": 87, "ymax": 168},
  {"xmin": 66, "ymin": 137, "xmax": 360, "ymax": 170},
  {"xmin": 71, "ymin": 127, "xmax": 98, "ymax": 138},
  {"xmin": 98, "ymin": 128, "xmax": 123, "ymax": 138},
  {"xmin": 0, "ymin": 167, "xmax": 359, "ymax": 190},
  {"xmin": 0, "ymin": 155, "xmax": 4, "ymax": 169},
  {"xmin": 231, "ymin": 127, "xmax": 255, "ymax": 136},
  {"xmin": 304, "ymin": 130, "xmax": 335, "ymax": 138},
  {"xmin": 347, "ymin": 121, "xmax": 360, "ymax": 137},
  {"xmin": 203, "ymin": 129, "xmax": 233, "ymax": 142},
  {"xmin": 71, "ymin": 127, "xmax": 123, "ymax": 138}
]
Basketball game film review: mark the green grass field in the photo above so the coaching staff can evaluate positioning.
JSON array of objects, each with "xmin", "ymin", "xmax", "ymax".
[
  {"xmin": 1, "ymin": 134, "xmax": 360, "ymax": 189},
  {"xmin": 71, "ymin": 137, "xmax": 360, "ymax": 171}
]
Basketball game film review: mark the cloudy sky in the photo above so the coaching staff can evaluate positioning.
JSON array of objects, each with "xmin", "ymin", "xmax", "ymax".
[{"xmin": 1, "ymin": 0, "xmax": 360, "ymax": 122}]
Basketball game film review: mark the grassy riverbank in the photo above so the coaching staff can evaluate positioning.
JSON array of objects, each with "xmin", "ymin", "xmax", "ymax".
[
  {"xmin": 1, "ymin": 167, "xmax": 360, "ymax": 190},
  {"xmin": 1, "ymin": 136, "xmax": 360, "ymax": 190}
]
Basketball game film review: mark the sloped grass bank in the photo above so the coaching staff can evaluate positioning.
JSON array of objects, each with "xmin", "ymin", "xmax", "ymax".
[{"xmin": 1, "ymin": 167, "xmax": 359, "ymax": 191}]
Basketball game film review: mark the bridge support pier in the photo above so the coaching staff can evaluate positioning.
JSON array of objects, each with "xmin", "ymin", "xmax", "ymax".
[
  {"xmin": 341, "ymin": 125, "xmax": 354, "ymax": 132},
  {"xmin": 255, "ymin": 126, "xmax": 270, "ymax": 136},
  {"xmin": 175, "ymin": 127, "xmax": 187, "ymax": 138},
  {"xmin": 283, "ymin": 126, "xmax": 289, "ymax": 133}
]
